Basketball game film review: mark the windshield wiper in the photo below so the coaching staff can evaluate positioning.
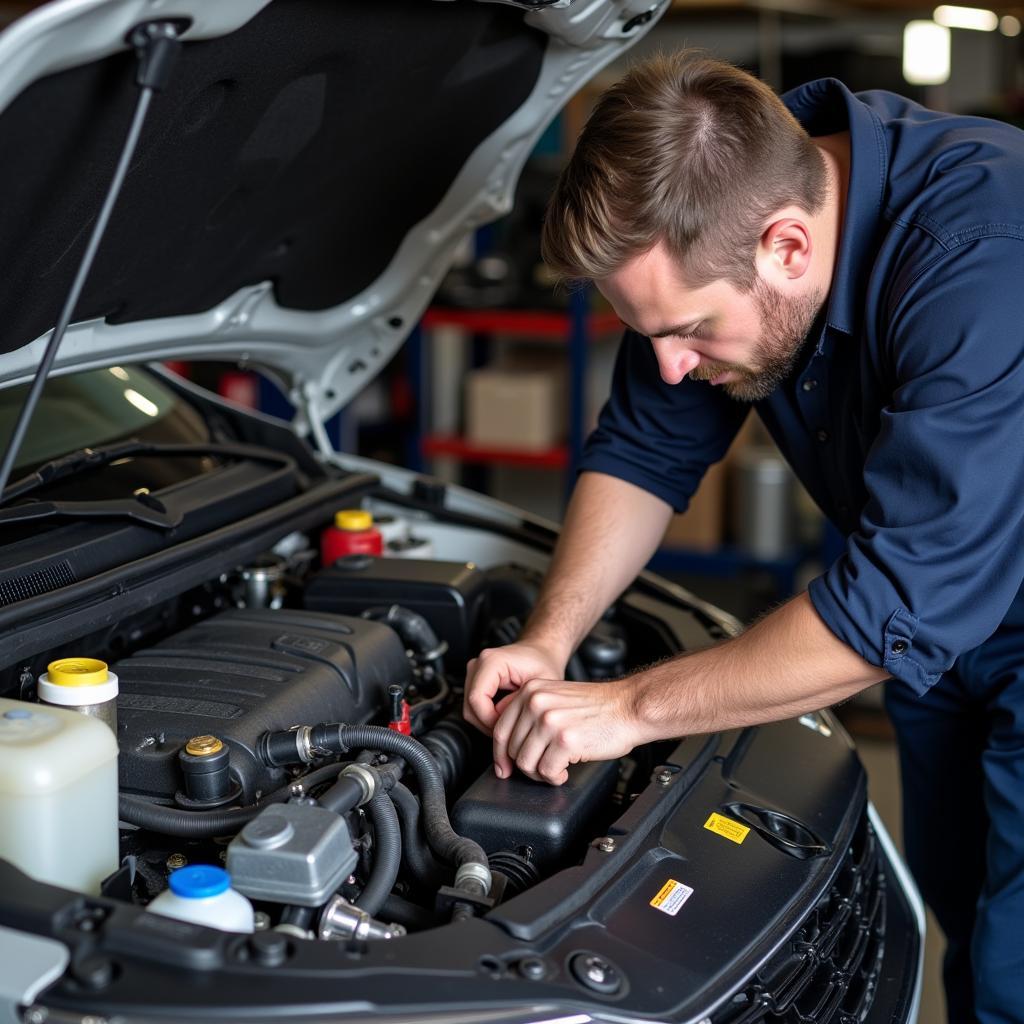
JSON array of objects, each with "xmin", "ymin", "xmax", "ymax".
[
  {"xmin": 0, "ymin": 494, "xmax": 182, "ymax": 530},
  {"xmin": 0, "ymin": 440, "xmax": 296, "ymax": 508}
]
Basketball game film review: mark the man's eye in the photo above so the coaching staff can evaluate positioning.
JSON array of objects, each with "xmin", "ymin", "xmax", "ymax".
[{"xmin": 676, "ymin": 327, "xmax": 706, "ymax": 342}]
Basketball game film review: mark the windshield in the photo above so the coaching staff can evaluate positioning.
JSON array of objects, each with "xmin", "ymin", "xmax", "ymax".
[{"xmin": 0, "ymin": 366, "xmax": 197, "ymax": 471}]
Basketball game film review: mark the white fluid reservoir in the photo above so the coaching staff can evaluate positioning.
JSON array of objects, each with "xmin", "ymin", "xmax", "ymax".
[
  {"xmin": 0, "ymin": 697, "xmax": 119, "ymax": 894},
  {"xmin": 149, "ymin": 865, "xmax": 255, "ymax": 933}
]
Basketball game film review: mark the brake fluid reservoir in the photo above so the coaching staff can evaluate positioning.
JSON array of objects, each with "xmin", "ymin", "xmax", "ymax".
[
  {"xmin": 149, "ymin": 865, "xmax": 254, "ymax": 932},
  {"xmin": 0, "ymin": 697, "xmax": 119, "ymax": 893}
]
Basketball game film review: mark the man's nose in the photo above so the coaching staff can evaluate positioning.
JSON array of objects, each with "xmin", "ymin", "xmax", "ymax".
[{"xmin": 651, "ymin": 339, "xmax": 700, "ymax": 385}]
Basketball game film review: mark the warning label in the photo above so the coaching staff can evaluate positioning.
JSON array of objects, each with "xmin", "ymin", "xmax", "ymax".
[
  {"xmin": 703, "ymin": 812, "xmax": 750, "ymax": 845},
  {"xmin": 649, "ymin": 878, "xmax": 694, "ymax": 916}
]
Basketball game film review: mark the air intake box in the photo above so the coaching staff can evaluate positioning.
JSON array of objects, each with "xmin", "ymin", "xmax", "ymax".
[
  {"xmin": 452, "ymin": 759, "xmax": 620, "ymax": 871},
  {"xmin": 303, "ymin": 556, "xmax": 487, "ymax": 669}
]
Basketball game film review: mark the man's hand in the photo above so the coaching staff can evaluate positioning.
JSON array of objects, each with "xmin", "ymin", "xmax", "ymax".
[
  {"xmin": 463, "ymin": 641, "xmax": 565, "ymax": 736},
  {"xmin": 490, "ymin": 677, "xmax": 644, "ymax": 785},
  {"xmin": 482, "ymin": 594, "xmax": 886, "ymax": 788}
]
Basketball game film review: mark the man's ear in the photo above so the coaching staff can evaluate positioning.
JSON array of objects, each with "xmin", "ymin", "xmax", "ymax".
[{"xmin": 756, "ymin": 214, "xmax": 813, "ymax": 283}]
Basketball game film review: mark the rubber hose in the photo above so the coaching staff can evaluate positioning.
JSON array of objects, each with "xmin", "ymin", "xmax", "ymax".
[
  {"xmin": 119, "ymin": 795, "xmax": 263, "ymax": 837},
  {"xmin": 279, "ymin": 905, "xmax": 315, "ymax": 930},
  {"xmin": 118, "ymin": 767, "xmax": 313, "ymax": 836},
  {"xmin": 278, "ymin": 724, "xmax": 487, "ymax": 883},
  {"xmin": 422, "ymin": 716, "xmax": 478, "ymax": 790},
  {"xmin": 381, "ymin": 893, "xmax": 437, "ymax": 931},
  {"xmin": 390, "ymin": 783, "xmax": 448, "ymax": 889},
  {"xmin": 316, "ymin": 774, "xmax": 365, "ymax": 816},
  {"xmin": 363, "ymin": 605, "xmax": 442, "ymax": 663},
  {"xmin": 355, "ymin": 792, "xmax": 402, "ymax": 917}
]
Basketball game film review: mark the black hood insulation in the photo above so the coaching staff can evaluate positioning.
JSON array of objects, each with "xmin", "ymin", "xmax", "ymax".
[{"xmin": 0, "ymin": 0, "xmax": 546, "ymax": 355}]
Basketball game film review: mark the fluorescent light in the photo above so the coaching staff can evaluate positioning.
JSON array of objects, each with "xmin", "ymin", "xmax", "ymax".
[
  {"xmin": 933, "ymin": 5, "xmax": 998, "ymax": 30},
  {"xmin": 123, "ymin": 388, "xmax": 159, "ymax": 417},
  {"xmin": 108, "ymin": 366, "xmax": 129, "ymax": 381},
  {"xmin": 1000, "ymin": 14, "xmax": 1021, "ymax": 35},
  {"xmin": 904, "ymin": 21, "xmax": 951, "ymax": 85}
]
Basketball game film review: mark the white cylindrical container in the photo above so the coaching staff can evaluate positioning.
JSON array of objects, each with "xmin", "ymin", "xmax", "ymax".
[
  {"xmin": 373, "ymin": 514, "xmax": 408, "ymax": 546},
  {"xmin": 149, "ymin": 866, "xmax": 255, "ymax": 933},
  {"xmin": 38, "ymin": 657, "xmax": 119, "ymax": 735},
  {"xmin": 0, "ymin": 697, "xmax": 119, "ymax": 894},
  {"xmin": 732, "ymin": 448, "xmax": 798, "ymax": 560}
]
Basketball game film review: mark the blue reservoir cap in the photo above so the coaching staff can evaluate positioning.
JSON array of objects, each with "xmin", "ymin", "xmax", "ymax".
[{"xmin": 168, "ymin": 865, "xmax": 231, "ymax": 899}]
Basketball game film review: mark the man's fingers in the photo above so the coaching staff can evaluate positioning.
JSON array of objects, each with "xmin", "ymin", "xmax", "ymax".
[
  {"xmin": 505, "ymin": 693, "xmax": 543, "ymax": 766},
  {"xmin": 537, "ymin": 743, "xmax": 573, "ymax": 786},
  {"xmin": 461, "ymin": 700, "xmax": 492, "ymax": 736},
  {"xmin": 511, "ymin": 727, "xmax": 550, "ymax": 779},
  {"xmin": 465, "ymin": 664, "xmax": 503, "ymax": 733},
  {"xmin": 491, "ymin": 701, "xmax": 519, "ymax": 779},
  {"xmin": 493, "ymin": 692, "xmax": 517, "ymax": 716}
]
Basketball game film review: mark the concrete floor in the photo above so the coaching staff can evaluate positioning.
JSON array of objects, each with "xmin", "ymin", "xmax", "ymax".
[{"xmin": 857, "ymin": 737, "xmax": 947, "ymax": 1024}]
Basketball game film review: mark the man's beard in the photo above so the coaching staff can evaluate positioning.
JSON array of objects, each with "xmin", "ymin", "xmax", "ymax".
[{"xmin": 690, "ymin": 278, "xmax": 824, "ymax": 402}]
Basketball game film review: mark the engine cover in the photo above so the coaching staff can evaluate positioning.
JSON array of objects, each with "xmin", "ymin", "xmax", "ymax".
[{"xmin": 113, "ymin": 608, "xmax": 410, "ymax": 802}]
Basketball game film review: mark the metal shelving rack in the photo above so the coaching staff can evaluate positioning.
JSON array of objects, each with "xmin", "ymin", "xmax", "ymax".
[{"xmin": 407, "ymin": 288, "xmax": 621, "ymax": 496}]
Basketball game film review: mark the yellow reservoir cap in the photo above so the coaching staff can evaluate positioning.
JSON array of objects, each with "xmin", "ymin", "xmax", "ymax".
[
  {"xmin": 46, "ymin": 658, "xmax": 109, "ymax": 687},
  {"xmin": 335, "ymin": 509, "xmax": 373, "ymax": 531}
]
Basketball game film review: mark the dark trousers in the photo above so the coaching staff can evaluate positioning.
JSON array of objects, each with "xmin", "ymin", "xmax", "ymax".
[{"xmin": 885, "ymin": 606, "xmax": 1024, "ymax": 1024}]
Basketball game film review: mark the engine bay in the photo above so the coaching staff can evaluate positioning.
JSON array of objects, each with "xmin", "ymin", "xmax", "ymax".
[{"xmin": 1, "ymin": 504, "xmax": 697, "ymax": 943}]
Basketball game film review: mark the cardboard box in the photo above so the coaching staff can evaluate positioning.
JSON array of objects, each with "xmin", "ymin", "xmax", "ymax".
[
  {"xmin": 661, "ymin": 458, "xmax": 728, "ymax": 551},
  {"xmin": 660, "ymin": 417, "xmax": 767, "ymax": 552},
  {"xmin": 465, "ymin": 367, "xmax": 566, "ymax": 451}
]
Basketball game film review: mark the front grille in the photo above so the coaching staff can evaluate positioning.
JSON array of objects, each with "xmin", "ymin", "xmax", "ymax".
[{"xmin": 717, "ymin": 812, "xmax": 886, "ymax": 1024}]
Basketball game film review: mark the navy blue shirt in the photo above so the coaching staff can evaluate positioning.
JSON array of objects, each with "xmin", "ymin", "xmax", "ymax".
[{"xmin": 579, "ymin": 79, "xmax": 1024, "ymax": 697}]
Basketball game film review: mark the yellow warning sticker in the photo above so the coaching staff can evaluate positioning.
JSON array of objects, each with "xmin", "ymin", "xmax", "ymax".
[
  {"xmin": 703, "ymin": 812, "xmax": 750, "ymax": 845},
  {"xmin": 649, "ymin": 878, "xmax": 694, "ymax": 916}
]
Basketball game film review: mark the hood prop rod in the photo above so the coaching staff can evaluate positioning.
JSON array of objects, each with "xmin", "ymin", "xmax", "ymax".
[{"xmin": 0, "ymin": 21, "xmax": 183, "ymax": 502}]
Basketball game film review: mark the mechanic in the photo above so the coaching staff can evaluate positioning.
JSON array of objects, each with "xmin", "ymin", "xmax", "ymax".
[{"xmin": 462, "ymin": 53, "xmax": 1024, "ymax": 1024}]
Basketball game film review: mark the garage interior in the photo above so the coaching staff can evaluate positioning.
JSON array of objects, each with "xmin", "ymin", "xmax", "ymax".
[{"xmin": 4, "ymin": 0, "xmax": 1022, "ymax": 1019}]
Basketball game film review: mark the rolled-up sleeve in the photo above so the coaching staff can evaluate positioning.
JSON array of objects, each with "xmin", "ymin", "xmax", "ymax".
[
  {"xmin": 809, "ymin": 236, "xmax": 1024, "ymax": 694},
  {"xmin": 579, "ymin": 330, "xmax": 749, "ymax": 512}
]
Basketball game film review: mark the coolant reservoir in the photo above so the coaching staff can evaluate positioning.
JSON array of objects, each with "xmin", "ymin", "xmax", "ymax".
[{"xmin": 0, "ymin": 696, "xmax": 119, "ymax": 893}]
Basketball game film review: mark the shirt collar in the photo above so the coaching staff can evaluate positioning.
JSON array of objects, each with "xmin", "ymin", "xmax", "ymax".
[{"xmin": 782, "ymin": 78, "xmax": 888, "ymax": 337}]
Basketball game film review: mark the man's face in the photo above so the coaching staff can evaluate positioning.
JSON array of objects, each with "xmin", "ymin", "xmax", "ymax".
[{"xmin": 597, "ymin": 241, "xmax": 824, "ymax": 402}]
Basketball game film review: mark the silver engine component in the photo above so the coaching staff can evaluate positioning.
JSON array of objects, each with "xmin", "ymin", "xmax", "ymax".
[
  {"xmin": 226, "ymin": 803, "xmax": 358, "ymax": 906},
  {"xmin": 318, "ymin": 896, "xmax": 405, "ymax": 941}
]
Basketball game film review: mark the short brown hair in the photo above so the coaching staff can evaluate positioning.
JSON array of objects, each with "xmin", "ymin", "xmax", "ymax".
[{"xmin": 541, "ymin": 52, "xmax": 828, "ymax": 291}]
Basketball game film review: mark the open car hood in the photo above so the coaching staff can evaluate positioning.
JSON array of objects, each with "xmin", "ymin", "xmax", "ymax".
[{"xmin": 0, "ymin": 0, "xmax": 665, "ymax": 425}]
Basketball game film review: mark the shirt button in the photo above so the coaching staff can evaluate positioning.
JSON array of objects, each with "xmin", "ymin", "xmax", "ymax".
[
  {"xmin": 891, "ymin": 640, "xmax": 909, "ymax": 655},
  {"xmin": 816, "ymin": 429, "xmax": 830, "ymax": 442},
  {"xmin": 802, "ymin": 379, "xmax": 819, "ymax": 392}
]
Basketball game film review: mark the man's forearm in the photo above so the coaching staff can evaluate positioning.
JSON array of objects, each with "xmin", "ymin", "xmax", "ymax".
[
  {"xmin": 624, "ymin": 592, "xmax": 888, "ymax": 742},
  {"xmin": 521, "ymin": 471, "xmax": 674, "ymax": 663}
]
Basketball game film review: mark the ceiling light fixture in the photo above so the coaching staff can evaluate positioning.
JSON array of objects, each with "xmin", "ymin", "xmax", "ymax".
[
  {"xmin": 933, "ymin": 5, "xmax": 999, "ymax": 31},
  {"xmin": 904, "ymin": 20, "xmax": 952, "ymax": 85}
]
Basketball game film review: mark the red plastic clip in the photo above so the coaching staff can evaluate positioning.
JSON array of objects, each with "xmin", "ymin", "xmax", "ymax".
[{"xmin": 388, "ymin": 700, "xmax": 412, "ymax": 736}]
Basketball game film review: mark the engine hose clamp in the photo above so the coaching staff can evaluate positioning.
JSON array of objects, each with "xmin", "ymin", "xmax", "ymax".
[
  {"xmin": 294, "ymin": 725, "xmax": 315, "ymax": 764},
  {"xmin": 340, "ymin": 763, "xmax": 377, "ymax": 805},
  {"xmin": 455, "ymin": 861, "xmax": 492, "ymax": 896},
  {"xmin": 417, "ymin": 640, "xmax": 449, "ymax": 664}
]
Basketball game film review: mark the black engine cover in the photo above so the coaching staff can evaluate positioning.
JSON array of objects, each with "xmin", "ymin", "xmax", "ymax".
[{"xmin": 113, "ymin": 608, "xmax": 410, "ymax": 802}]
